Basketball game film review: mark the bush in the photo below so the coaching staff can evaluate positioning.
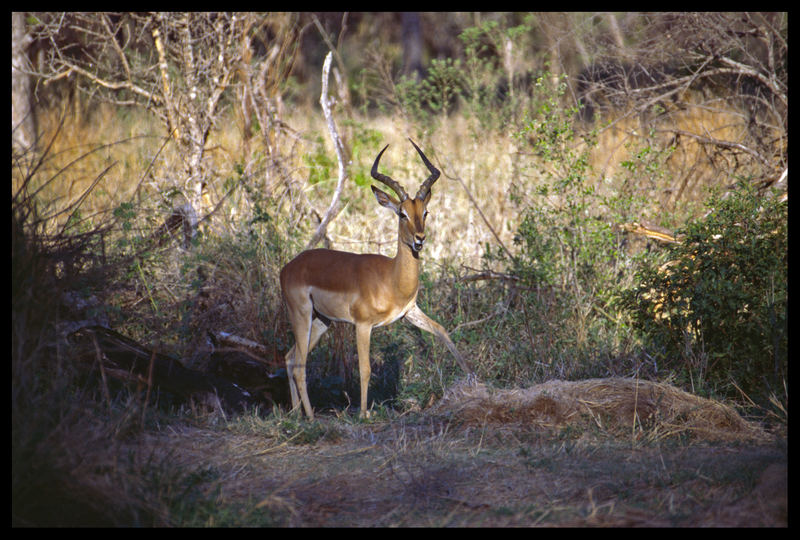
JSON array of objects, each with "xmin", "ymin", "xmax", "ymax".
[
  {"xmin": 625, "ymin": 184, "xmax": 787, "ymax": 401},
  {"xmin": 478, "ymin": 74, "xmax": 648, "ymax": 383},
  {"xmin": 390, "ymin": 16, "xmax": 536, "ymax": 138}
]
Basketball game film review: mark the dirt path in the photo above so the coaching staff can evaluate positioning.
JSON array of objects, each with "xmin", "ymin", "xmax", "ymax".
[{"xmin": 147, "ymin": 414, "xmax": 786, "ymax": 527}]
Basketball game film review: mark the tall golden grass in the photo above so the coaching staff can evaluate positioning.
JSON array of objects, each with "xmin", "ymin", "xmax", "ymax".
[
  {"xmin": 22, "ymin": 103, "xmax": 524, "ymax": 270},
  {"xmin": 23, "ymin": 84, "xmax": 772, "ymax": 276},
  {"xmin": 586, "ymin": 90, "xmax": 781, "ymax": 215}
]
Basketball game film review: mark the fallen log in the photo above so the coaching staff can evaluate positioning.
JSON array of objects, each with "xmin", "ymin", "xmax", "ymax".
[{"xmin": 70, "ymin": 326, "xmax": 257, "ymax": 413}]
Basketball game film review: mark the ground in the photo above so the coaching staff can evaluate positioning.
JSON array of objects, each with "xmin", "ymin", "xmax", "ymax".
[{"xmin": 135, "ymin": 408, "xmax": 786, "ymax": 527}]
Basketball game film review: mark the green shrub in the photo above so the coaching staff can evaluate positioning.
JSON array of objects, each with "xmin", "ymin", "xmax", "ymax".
[
  {"xmin": 302, "ymin": 135, "xmax": 336, "ymax": 185},
  {"xmin": 625, "ymin": 184, "xmax": 787, "ymax": 401},
  {"xmin": 391, "ymin": 16, "xmax": 537, "ymax": 138},
  {"xmin": 482, "ymin": 74, "xmax": 642, "ymax": 380}
]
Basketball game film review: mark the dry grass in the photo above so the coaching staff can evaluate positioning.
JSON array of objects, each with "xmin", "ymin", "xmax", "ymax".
[
  {"xmin": 13, "ymin": 333, "xmax": 784, "ymax": 526},
  {"xmin": 22, "ymin": 90, "xmax": 757, "ymax": 274},
  {"xmin": 22, "ymin": 104, "xmax": 522, "ymax": 270},
  {"xmin": 586, "ymin": 91, "xmax": 778, "ymax": 215},
  {"xmin": 431, "ymin": 377, "xmax": 769, "ymax": 443},
  {"xmin": 14, "ymin": 105, "xmax": 161, "ymax": 230},
  {"xmin": 74, "ymin": 383, "xmax": 781, "ymax": 527}
]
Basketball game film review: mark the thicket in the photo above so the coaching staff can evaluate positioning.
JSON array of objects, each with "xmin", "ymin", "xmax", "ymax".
[{"xmin": 389, "ymin": 15, "xmax": 786, "ymax": 407}]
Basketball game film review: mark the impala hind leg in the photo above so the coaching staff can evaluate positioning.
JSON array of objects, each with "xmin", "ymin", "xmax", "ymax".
[
  {"xmin": 355, "ymin": 322, "xmax": 373, "ymax": 418},
  {"xmin": 285, "ymin": 308, "xmax": 330, "ymax": 419},
  {"xmin": 284, "ymin": 345, "xmax": 301, "ymax": 410}
]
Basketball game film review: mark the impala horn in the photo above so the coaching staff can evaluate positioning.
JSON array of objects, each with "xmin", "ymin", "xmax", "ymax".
[
  {"xmin": 409, "ymin": 138, "xmax": 440, "ymax": 200},
  {"xmin": 371, "ymin": 144, "xmax": 409, "ymax": 202}
]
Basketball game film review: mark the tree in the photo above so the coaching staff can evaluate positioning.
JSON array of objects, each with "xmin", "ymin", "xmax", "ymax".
[
  {"xmin": 573, "ymin": 12, "xmax": 787, "ymax": 205},
  {"xmin": 27, "ymin": 12, "xmax": 298, "ymax": 233},
  {"xmin": 12, "ymin": 12, "xmax": 36, "ymax": 154}
]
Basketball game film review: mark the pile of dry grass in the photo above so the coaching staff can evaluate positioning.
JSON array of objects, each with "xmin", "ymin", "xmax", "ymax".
[{"xmin": 431, "ymin": 377, "xmax": 768, "ymax": 443}]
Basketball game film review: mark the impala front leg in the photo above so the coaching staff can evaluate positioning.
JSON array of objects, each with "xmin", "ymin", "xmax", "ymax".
[{"xmin": 404, "ymin": 303, "xmax": 474, "ymax": 378}]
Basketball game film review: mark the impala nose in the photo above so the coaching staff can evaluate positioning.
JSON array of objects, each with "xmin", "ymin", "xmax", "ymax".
[{"xmin": 413, "ymin": 234, "xmax": 425, "ymax": 252}]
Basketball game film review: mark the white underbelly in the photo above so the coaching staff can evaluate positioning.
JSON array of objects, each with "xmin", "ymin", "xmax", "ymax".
[{"xmin": 310, "ymin": 286, "xmax": 417, "ymax": 329}]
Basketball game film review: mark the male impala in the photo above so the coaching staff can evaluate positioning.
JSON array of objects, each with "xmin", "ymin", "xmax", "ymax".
[{"xmin": 280, "ymin": 139, "xmax": 472, "ymax": 419}]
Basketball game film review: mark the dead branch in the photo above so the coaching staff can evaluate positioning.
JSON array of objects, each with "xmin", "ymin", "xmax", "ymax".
[
  {"xmin": 210, "ymin": 330, "xmax": 272, "ymax": 362},
  {"xmin": 654, "ymin": 128, "xmax": 772, "ymax": 170},
  {"xmin": 458, "ymin": 269, "xmax": 521, "ymax": 283},
  {"xmin": 619, "ymin": 222, "xmax": 682, "ymax": 244},
  {"xmin": 305, "ymin": 51, "xmax": 349, "ymax": 250}
]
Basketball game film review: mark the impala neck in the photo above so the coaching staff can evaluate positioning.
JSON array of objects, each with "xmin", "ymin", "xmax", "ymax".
[{"xmin": 392, "ymin": 235, "xmax": 421, "ymax": 299}]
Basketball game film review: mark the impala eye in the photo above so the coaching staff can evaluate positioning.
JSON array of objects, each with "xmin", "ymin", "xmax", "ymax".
[{"xmin": 399, "ymin": 210, "xmax": 409, "ymax": 220}]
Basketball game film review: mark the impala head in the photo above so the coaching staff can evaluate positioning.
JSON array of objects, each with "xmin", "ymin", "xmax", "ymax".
[{"xmin": 371, "ymin": 139, "xmax": 440, "ymax": 255}]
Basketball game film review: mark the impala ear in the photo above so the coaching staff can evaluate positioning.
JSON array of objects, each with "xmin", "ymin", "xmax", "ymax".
[{"xmin": 372, "ymin": 185, "xmax": 400, "ymax": 213}]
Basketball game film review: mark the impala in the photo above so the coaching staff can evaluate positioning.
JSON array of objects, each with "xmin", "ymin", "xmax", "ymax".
[{"xmin": 280, "ymin": 139, "xmax": 472, "ymax": 419}]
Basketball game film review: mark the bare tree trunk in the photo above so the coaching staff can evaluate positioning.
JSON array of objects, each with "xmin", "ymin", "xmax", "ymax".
[
  {"xmin": 605, "ymin": 13, "xmax": 625, "ymax": 51},
  {"xmin": 12, "ymin": 12, "xmax": 36, "ymax": 153},
  {"xmin": 177, "ymin": 14, "xmax": 206, "ymax": 219},
  {"xmin": 305, "ymin": 52, "xmax": 348, "ymax": 250},
  {"xmin": 402, "ymin": 12, "xmax": 424, "ymax": 80}
]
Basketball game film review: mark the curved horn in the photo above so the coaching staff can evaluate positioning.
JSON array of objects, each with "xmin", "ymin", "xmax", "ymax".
[
  {"xmin": 409, "ymin": 138, "xmax": 440, "ymax": 200},
  {"xmin": 371, "ymin": 144, "xmax": 408, "ymax": 201}
]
